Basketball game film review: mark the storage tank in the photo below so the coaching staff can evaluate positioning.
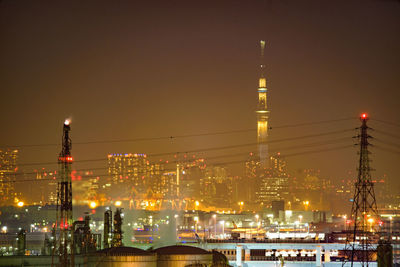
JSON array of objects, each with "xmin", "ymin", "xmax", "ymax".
[
  {"xmin": 155, "ymin": 245, "xmax": 212, "ymax": 267},
  {"xmin": 86, "ymin": 246, "xmax": 157, "ymax": 267}
]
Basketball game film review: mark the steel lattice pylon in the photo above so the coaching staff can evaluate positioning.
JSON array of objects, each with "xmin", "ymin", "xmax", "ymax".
[
  {"xmin": 343, "ymin": 114, "xmax": 379, "ymax": 267},
  {"xmin": 52, "ymin": 119, "xmax": 74, "ymax": 267}
]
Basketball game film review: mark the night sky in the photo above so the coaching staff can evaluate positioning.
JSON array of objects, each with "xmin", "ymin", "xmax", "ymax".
[{"xmin": 1, "ymin": 1, "xmax": 399, "ymax": 189}]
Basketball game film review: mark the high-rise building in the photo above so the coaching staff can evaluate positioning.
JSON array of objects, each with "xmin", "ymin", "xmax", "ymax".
[
  {"xmin": 0, "ymin": 149, "xmax": 18, "ymax": 205},
  {"xmin": 35, "ymin": 168, "xmax": 57, "ymax": 205},
  {"xmin": 178, "ymin": 157, "xmax": 206, "ymax": 200},
  {"xmin": 244, "ymin": 152, "xmax": 260, "ymax": 204},
  {"xmin": 257, "ymin": 40, "xmax": 270, "ymax": 168},
  {"xmin": 107, "ymin": 153, "xmax": 167, "ymax": 200},
  {"xmin": 256, "ymin": 153, "xmax": 289, "ymax": 205},
  {"xmin": 148, "ymin": 162, "xmax": 165, "ymax": 199},
  {"xmin": 107, "ymin": 153, "xmax": 151, "ymax": 196},
  {"xmin": 200, "ymin": 166, "xmax": 233, "ymax": 207},
  {"xmin": 159, "ymin": 171, "xmax": 178, "ymax": 200}
]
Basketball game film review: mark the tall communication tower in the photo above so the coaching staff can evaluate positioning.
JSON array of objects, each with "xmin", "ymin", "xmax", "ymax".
[
  {"xmin": 343, "ymin": 113, "xmax": 379, "ymax": 266},
  {"xmin": 256, "ymin": 40, "xmax": 270, "ymax": 168},
  {"xmin": 57, "ymin": 119, "xmax": 73, "ymax": 266}
]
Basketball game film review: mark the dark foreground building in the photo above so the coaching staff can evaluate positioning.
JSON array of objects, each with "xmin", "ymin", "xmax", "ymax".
[{"xmin": 0, "ymin": 245, "xmax": 218, "ymax": 267}]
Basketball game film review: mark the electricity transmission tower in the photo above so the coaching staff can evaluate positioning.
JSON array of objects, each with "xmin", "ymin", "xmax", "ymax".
[{"xmin": 343, "ymin": 113, "xmax": 379, "ymax": 266}]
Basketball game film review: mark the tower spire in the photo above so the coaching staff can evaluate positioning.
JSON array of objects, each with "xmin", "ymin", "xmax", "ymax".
[
  {"xmin": 260, "ymin": 40, "xmax": 266, "ymax": 78},
  {"xmin": 256, "ymin": 40, "xmax": 269, "ymax": 167}
]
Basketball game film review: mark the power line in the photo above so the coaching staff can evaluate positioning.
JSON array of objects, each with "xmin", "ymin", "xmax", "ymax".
[
  {"xmin": 0, "ymin": 118, "xmax": 357, "ymax": 149},
  {"xmin": 270, "ymin": 117, "xmax": 356, "ymax": 129},
  {"xmin": 13, "ymin": 136, "xmax": 350, "ymax": 176},
  {"xmin": 372, "ymin": 118, "xmax": 400, "ymax": 128},
  {"xmin": 6, "ymin": 144, "xmax": 353, "ymax": 183},
  {"xmin": 0, "ymin": 129, "xmax": 255, "ymax": 149},
  {"xmin": 17, "ymin": 128, "xmax": 354, "ymax": 167},
  {"xmin": 373, "ymin": 129, "xmax": 400, "ymax": 140},
  {"xmin": 374, "ymin": 139, "xmax": 400, "ymax": 149},
  {"xmin": 372, "ymin": 145, "xmax": 400, "ymax": 155}
]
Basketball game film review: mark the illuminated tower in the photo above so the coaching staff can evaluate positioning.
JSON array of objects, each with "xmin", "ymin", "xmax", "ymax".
[
  {"xmin": 257, "ymin": 40, "xmax": 269, "ymax": 167},
  {"xmin": 56, "ymin": 119, "xmax": 73, "ymax": 266}
]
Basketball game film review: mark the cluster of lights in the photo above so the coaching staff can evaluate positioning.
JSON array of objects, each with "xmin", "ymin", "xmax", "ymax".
[{"xmin": 59, "ymin": 156, "xmax": 73, "ymax": 162}]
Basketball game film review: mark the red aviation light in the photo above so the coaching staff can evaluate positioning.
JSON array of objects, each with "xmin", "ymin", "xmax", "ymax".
[
  {"xmin": 361, "ymin": 113, "xmax": 368, "ymax": 119},
  {"xmin": 59, "ymin": 156, "xmax": 74, "ymax": 162}
]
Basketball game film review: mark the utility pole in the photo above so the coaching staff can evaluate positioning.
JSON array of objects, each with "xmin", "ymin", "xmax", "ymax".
[{"xmin": 343, "ymin": 113, "xmax": 379, "ymax": 266}]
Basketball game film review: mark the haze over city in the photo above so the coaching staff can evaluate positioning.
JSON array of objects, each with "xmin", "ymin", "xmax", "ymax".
[
  {"xmin": 0, "ymin": 1, "xmax": 399, "ymax": 266},
  {"xmin": 1, "ymin": 0, "xmax": 399, "ymax": 181}
]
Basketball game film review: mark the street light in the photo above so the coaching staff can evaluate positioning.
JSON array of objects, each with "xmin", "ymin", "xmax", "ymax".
[
  {"xmin": 302, "ymin": 201, "xmax": 309, "ymax": 211},
  {"xmin": 294, "ymin": 220, "xmax": 300, "ymax": 239},
  {"xmin": 255, "ymin": 214, "xmax": 260, "ymax": 239},
  {"xmin": 174, "ymin": 214, "xmax": 179, "ymax": 232},
  {"xmin": 238, "ymin": 201, "xmax": 244, "ymax": 212},
  {"xmin": 194, "ymin": 216, "xmax": 199, "ymax": 233},
  {"xmin": 89, "ymin": 201, "xmax": 97, "ymax": 209},
  {"xmin": 220, "ymin": 220, "xmax": 225, "ymax": 238},
  {"xmin": 367, "ymin": 218, "xmax": 374, "ymax": 232},
  {"xmin": 250, "ymin": 222, "xmax": 254, "ymax": 239},
  {"xmin": 212, "ymin": 214, "xmax": 217, "ymax": 238}
]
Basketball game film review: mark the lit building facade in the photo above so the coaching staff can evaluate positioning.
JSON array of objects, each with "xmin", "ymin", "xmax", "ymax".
[
  {"xmin": 178, "ymin": 157, "xmax": 206, "ymax": 200},
  {"xmin": 159, "ymin": 171, "xmax": 178, "ymax": 200},
  {"xmin": 256, "ymin": 153, "xmax": 289, "ymax": 205},
  {"xmin": 107, "ymin": 153, "xmax": 167, "ymax": 201},
  {"xmin": 200, "ymin": 166, "xmax": 233, "ymax": 207},
  {"xmin": 0, "ymin": 149, "xmax": 18, "ymax": 205},
  {"xmin": 34, "ymin": 168, "xmax": 57, "ymax": 205},
  {"xmin": 244, "ymin": 153, "xmax": 260, "ymax": 204},
  {"xmin": 107, "ymin": 153, "xmax": 152, "ymax": 197}
]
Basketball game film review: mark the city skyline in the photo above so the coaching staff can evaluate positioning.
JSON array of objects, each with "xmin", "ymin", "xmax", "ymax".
[
  {"xmin": 0, "ymin": 1, "xmax": 399, "ymax": 191},
  {"xmin": 0, "ymin": 2, "xmax": 399, "ymax": 265}
]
